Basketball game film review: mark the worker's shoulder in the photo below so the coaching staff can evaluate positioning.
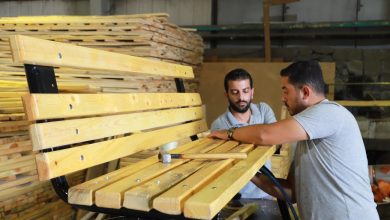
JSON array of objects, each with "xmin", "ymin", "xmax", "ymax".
[
  {"xmin": 210, "ymin": 112, "xmax": 230, "ymax": 131},
  {"xmin": 307, "ymin": 99, "xmax": 352, "ymax": 118},
  {"xmin": 253, "ymin": 102, "xmax": 274, "ymax": 113}
]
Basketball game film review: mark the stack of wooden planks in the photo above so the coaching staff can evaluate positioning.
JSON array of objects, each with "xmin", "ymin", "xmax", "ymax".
[{"xmin": 0, "ymin": 13, "xmax": 203, "ymax": 219}]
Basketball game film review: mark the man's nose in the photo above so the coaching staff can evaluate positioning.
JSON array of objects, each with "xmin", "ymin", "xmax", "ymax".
[{"xmin": 239, "ymin": 92, "xmax": 245, "ymax": 100}]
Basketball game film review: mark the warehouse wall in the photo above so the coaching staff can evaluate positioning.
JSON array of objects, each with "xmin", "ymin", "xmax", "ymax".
[
  {"xmin": 218, "ymin": 0, "xmax": 390, "ymax": 24},
  {"xmin": 0, "ymin": 0, "xmax": 89, "ymax": 16}
]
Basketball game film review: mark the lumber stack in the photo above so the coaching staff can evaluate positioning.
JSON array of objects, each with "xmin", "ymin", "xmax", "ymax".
[{"xmin": 0, "ymin": 13, "xmax": 203, "ymax": 219}]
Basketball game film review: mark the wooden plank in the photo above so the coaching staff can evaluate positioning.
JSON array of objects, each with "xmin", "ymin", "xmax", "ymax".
[
  {"xmin": 0, "ymin": 113, "xmax": 25, "ymax": 121},
  {"xmin": 263, "ymin": 0, "xmax": 271, "ymax": 62},
  {"xmin": 22, "ymin": 93, "xmax": 202, "ymax": 120},
  {"xmin": 0, "ymin": 154, "xmax": 35, "ymax": 172},
  {"xmin": 0, "ymin": 174, "xmax": 38, "ymax": 191},
  {"xmin": 10, "ymin": 35, "xmax": 194, "ymax": 79},
  {"xmin": 226, "ymin": 203, "xmax": 257, "ymax": 220},
  {"xmin": 123, "ymin": 142, "xmax": 247, "ymax": 211},
  {"xmin": 0, "ymin": 180, "xmax": 48, "ymax": 202},
  {"xmin": 30, "ymin": 106, "xmax": 204, "ymax": 150},
  {"xmin": 336, "ymin": 100, "xmax": 390, "ymax": 107},
  {"xmin": 36, "ymin": 119, "xmax": 208, "ymax": 181},
  {"xmin": 0, "ymin": 140, "xmax": 32, "ymax": 155},
  {"xmin": 153, "ymin": 144, "xmax": 254, "ymax": 215},
  {"xmin": 68, "ymin": 138, "xmax": 224, "ymax": 206},
  {"xmin": 94, "ymin": 140, "xmax": 232, "ymax": 209},
  {"xmin": 183, "ymin": 145, "xmax": 277, "ymax": 219},
  {"xmin": 124, "ymin": 161, "xmax": 206, "ymax": 211}
]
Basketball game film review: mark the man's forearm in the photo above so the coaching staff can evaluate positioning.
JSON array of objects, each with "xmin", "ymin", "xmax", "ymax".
[{"xmin": 251, "ymin": 174, "xmax": 296, "ymax": 203}]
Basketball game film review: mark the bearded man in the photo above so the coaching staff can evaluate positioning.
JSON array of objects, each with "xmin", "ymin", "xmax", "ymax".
[{"xmin": 210, "ymin": 68, "xmax": 276, "ymax": 199}]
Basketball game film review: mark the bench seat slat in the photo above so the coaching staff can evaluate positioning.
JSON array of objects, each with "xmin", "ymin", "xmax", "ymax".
[
  {"xmin": 183, "ymin": 145, "xmax": 277, "ymax": 219},
  {"xmin": 123, "ymin": 142, "xmax": 249, "ymax": 212},
  {"xmin": 68, "ymin": 139, "xmax": 225, "ymax": 206},
  {"xmin": 95, "ymin": 140, "xmax": 239, "ymax": 209},
  {"xmin": 35, "ymin": 119, "xmax": 208, "ymax": 181},
  {"xmin": 22, "ymin": 93, "xmax": 202, "ymax": 121},
  {"xmin": 10, "ymin": 35, "xmax": 194, "ymax": 79},
  {"xmin": 152, "ymin": 144, "xmax": 254, "ymax": 215},
  {"xmin": 31, "ymin": 106, "xmax": 204, "ymax": 150}
]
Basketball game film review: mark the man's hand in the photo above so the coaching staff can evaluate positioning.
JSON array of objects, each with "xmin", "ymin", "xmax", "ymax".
[{"xmin": 207, "ymin": 130, "xmax": 229, "ymax": 140}]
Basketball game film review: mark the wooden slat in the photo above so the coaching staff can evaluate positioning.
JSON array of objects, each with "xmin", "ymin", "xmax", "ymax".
[
  {"xmin": 152, "ymin": 144, "xmax": 254, "ymax": 215},
  {"xmin": 0, "ymin": 175, "xmax": 38, "ymax": 191},
  {"xmin": 22, "ymin": 93, "xmax": 202, "ymax": 120},
  {"xmin": 31, "ymin": 106, "xmax": 204, "ymax": 150},
  {"xmin": 183, "ymin": 145, "xmax": 277, "ymax": 219},
  {"xmin": 10, "ymin": 35, "xmax": 194, "ymax": 79},
  {"xmin": 94, "ymin": 140, "xmax": 233, "ymax": 209},
  {"xmin": 123, "ymin": 142, "xmax": 246, "ymax": 211},
  {"xmin": 35, "ymin": 119, "xmax": 208, "ymax": 181},
  {"xmin": 0, "ymin": 140, "xmax": 32, "ymax": 155},
  {"xmin": 68, "ymin": 138, "xmax": 224, "ymax": 206}
]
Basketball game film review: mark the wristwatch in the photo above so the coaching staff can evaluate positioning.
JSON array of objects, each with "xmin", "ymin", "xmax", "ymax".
[{"xmin": 227, "ymin": 127, "xmax": 237, "ymax": 140}]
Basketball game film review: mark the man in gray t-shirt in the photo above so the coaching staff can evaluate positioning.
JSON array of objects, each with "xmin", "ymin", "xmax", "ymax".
[
  {"xmin": 211, "ymin": 68, "xmax": 276, "ymax": 199},
  {"xmin": 209, "ymin": 61, "xmax": 379, "ymax": 220}
]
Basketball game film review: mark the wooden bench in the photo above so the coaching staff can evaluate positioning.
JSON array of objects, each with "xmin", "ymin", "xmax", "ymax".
[{"xmin": 10, "ymin": 35, "xmax": 276, "ymax": 219}]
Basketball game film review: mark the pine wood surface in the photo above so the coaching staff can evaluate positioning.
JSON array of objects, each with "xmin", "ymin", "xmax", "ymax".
[{"xmin": 0, "ymin": 13, "xmax": 203, "ymax": 219}]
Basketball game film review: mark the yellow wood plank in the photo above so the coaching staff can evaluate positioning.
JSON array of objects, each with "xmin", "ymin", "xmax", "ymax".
[
  {"xmin": 0, "ymin": 91, "xmax": 26, "ymax": 99},
  {"xmin": 0, "ymin": 140, "xmax": 32, "ymax": 155},
  {"xmin": 124, "ymin": 161, "xmax": 206, "ymax": 211},
  {"xmin": 94, "ymin": 139, "xmax": 231, "ymax": 209},
  {"xmin": 153, "ymin": 144, "xmax": 254, "ymax": 215},
  {"xmin": 30, "ymin": 106, "xmax": 204, "ymax": 150},
  {"xmin": 68, "ymin": 138, "xmax": 224, "ymax": 206},
  {"xmin": 123, "ymin": 141, "xmax": 243, "ymax": 211},
  {"xmin": 184, "ymin": 145, "xmax": 277, "ymax": 219},
  {"xmin": 0, "ymin": 174, "xmax": 38, "ymax": 191},
  {"xmin": 0, "ymin": 154, "xmax": 35, "ymax": 172},
  {"xmin": 0, "ymin": 180, "xmax": 47, "ymax": 201},
  {"xmin": 226, "ymin": 203, "xmax": 257, "ymax": 220},
  {"xmin": 0, "ymin": 13, "xmax": 168, "ymax": 24},
  {"xmin": 36, "ymin": 119, "xmax": 208, "ymax": 181},
  {"xmin": 22, "ymin": 93, "xmax": 201, "ymax": 120},
  {"xmin": 10, "ymin": 35, "xmax": 194, "ymax": 79},
  {"xmin": 336, "ymin": 100, "xmax": 390, "ymax": 107}
]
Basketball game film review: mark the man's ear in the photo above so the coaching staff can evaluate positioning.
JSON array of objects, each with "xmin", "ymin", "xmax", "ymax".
[
  {"xmin": 251, "ymin": 88, "xmax": 254, "ymax": 99},
  {"xmin": 224, "ymin": 91, "xmax": 228, "ymax": 98},
  {"xmin": 301, "ymin": 85, "xmax": 310, "ymax": 99}
]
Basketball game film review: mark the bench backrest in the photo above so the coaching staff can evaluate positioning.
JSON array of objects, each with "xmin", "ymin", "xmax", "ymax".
[{"xmin": 10, "ymin": 35, "xmax": 208, "ymax": 181}]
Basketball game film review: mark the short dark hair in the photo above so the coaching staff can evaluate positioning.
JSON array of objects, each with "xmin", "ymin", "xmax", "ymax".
[
  {"xmin": 280, "ymin": 60, "xmax": 326, "ymax": 94},
  {"xmin": 224, "ymin": 68, "xmax": 253, "ymax": 92}
]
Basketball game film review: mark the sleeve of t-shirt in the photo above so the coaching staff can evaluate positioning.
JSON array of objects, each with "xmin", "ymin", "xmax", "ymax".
[
  {"xmin": 210, "ymin": 117, "xmax": 229, "ymax": 131},
  {"xmin": 259, "ymin": 103, "xmax": 277, "ymax": 124},
  {"xmin": 292, "ymin": 102, "xmax": 344, "ymax": 140}
]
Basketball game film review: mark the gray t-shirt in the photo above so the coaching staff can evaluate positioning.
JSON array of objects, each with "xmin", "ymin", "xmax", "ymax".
[
  {"xmin": 211, "ymin": 103, "xmax": 276, "ymax": 199},
  {"xmin": 293, "ymin": 99, "xmax": 379, "ymax": 220}
]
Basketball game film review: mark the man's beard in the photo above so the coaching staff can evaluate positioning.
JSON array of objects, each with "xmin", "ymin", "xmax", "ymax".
[
  {"xmin": 229, "ymin": 99, "xmax": 251, "ymax": 113},
  {"xmin": 284, "ymin": 97, "xmax": 306, "ymax": 116}
]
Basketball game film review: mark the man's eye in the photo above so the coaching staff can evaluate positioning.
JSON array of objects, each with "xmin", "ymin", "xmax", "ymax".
[
  {"xmin": 243, "ymin": 89, "xmax": 249, "ymax": 93},
  {"xmin": 231, "ymin": 91, "xmax": 238, "ymax": 95}
]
